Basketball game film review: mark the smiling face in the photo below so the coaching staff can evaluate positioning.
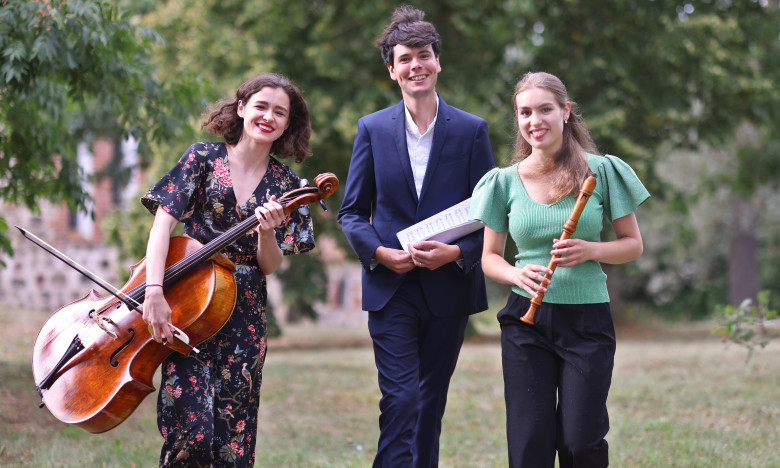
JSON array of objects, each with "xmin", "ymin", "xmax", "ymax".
[
  {"xmin": 515, "ymin": 87, "xmax": 571, "ymax": 156},
  {"xmin": 387, "ymin": 44, "xmax": 441, "ymax": 101},
  {"xmin": 236, "ymin": 86, "xmax": 291, "ymax": 149}
]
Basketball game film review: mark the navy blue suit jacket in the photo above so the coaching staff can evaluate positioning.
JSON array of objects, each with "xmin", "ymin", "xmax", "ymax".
[{"xmin": 338, "ymin": 97, "xmax": 495, "ymax": 317}]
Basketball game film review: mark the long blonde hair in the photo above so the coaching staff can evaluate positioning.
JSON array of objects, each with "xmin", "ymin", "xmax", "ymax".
[{"xmin": 512, "ymin": 72, "xmax": 597, "ymax": 203}]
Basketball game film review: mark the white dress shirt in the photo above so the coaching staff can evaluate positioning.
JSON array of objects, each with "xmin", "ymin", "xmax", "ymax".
[
  {"xmin": 404, "ymin": 97, "xmax": 439, "ymax": 198},
  {"xmin": 370, "ymin": 98, "xmax": 442, "ymax": 269},
  {"xmin": 401, "ymin": 98, "xmax": 464, "ymax": 269}
]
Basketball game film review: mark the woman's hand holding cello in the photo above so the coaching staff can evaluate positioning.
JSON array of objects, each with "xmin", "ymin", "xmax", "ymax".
[
  {"xmin": 143, "ymin": 208, "xmax": 179, "ymax": 344},
  {"xmin": 143, "ymin": 285, "xmax": 174, "ymax": 344},
  {"xmin": 254, "ymin": 195, "xmax": 285, "ymax": 275},
  {"xmin": 254, "ymin": 195, "xmax": 286, "ymax": 233}
]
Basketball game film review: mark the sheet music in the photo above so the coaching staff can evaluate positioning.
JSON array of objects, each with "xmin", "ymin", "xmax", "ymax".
[{"xmin": 396, "ymin": 198, "xmax": 484, "ymax": 252}]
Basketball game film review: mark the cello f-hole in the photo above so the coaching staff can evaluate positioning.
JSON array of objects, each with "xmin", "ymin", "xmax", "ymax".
[{"xmin": 109, "ymin": 329, "xmax": 135, "ymax": 367}]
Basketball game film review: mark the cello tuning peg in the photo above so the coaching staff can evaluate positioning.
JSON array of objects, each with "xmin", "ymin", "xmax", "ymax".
[
  {"xmin": 319, "ymin": 200, "xmax": 328, "ymax": 211},
  {"xmin": 297, "ymin": 179, "xmax": 312, "ymax": 216}
]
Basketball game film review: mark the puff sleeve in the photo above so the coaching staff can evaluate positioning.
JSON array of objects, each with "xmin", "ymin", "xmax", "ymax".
[
  {"xmin": 469, "ymin": 167, "xmax": 509, "ymax": 233},
  {"xmin": 141, "ymin": 143, "xmax": 209, "ymax": 221},
  {"xmin": 597, "ymin": 155, "xmax": 650, "ymax": 221}
]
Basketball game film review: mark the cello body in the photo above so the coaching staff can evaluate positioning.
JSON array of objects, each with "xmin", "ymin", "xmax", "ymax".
[{"xmin": 31, "ymin": 236, "xmax": 237, "ymax": 434}]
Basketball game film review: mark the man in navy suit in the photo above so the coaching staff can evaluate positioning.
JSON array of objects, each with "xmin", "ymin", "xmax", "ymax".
[{"xmin": 337, "ymin": 6, "xmax": 495, "ymax": 467}]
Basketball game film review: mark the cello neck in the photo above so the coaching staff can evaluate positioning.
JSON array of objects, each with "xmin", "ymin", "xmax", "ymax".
[
  {"xmin": 129, "ymin": 172, "xmax": 339, "ymax": 304},
  {"xmin": 163, "ymin": 215, "xmax": 259, "ymax": 286},
  {"xmin": 124, "ymin": 215, "xmax": 261, "ymax": 307}
]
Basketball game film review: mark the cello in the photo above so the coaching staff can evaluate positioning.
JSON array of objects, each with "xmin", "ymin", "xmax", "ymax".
[{"xmin": 20, "ymin": 172, "xmax": 338, "ymax": 434}]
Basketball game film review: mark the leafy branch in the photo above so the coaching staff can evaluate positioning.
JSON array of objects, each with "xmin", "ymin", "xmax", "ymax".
[
  {"xmin": 0, "ymin": 0, "xmax": 206, "ymax": 258},
  {"xmin": 714, "ymin": 290, "xmax": 779, "ymax": 363}
]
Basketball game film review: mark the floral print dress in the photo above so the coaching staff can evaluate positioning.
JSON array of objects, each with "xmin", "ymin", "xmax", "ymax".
[{"xmin": 142, "ymin": 142, "xmax": 315, "ymax": 467}]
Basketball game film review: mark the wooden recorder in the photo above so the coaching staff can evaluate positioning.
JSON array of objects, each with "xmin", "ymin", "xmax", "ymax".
[{"xmin": 520, "ymin": 175, "xmax": 597, "ymax": 325}]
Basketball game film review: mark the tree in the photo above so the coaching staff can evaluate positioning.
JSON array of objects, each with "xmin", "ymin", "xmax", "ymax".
[
  {"xmin": 517, "ymin": 0, "xmax": 780, "ymax": 310},
  {"xmin": 135, "ymin": 0, "xmax": 526, "ymax": 220},
  {"xmin": 112, "ymin": 0, "xmax": 527, "ymax": 331},
  {"xmin": 0, "ymin": 0, "xmax": 206, "ymax": 256},
  {"xmin": 99, "ymin": 0, "xmax": 780, "ymax": 323}
]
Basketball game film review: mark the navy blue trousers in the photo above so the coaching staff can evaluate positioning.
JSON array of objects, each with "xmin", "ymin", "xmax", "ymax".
[
  {"xmin": 368, "ymin": 274, "xmax": 469, "ymax": 468},
  {"xmin": 499, "ymin": 293, "xmax": 615, "ymax": 468}
]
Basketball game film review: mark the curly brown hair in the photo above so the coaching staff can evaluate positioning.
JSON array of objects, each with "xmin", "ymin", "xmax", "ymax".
[
  {"xmin": 512, "ymin": 71, "xmax": 598, "ymax": 203},
  {"xmin": 202, "ymin": 73, "xmax": 312, "ymax": 163},
  {"xmin": 375, "ymin": 5, "xmax": 441, "ymax": 66}
]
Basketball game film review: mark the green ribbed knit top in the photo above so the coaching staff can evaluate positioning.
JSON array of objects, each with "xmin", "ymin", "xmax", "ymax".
[{"xmin": 470, "ymin": 154, "xmax": 650, "ymax": 304}]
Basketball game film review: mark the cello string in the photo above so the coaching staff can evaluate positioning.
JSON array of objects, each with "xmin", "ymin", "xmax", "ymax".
[
  {"xmin": 158, "ymin": 187, "xmax": 321, "ymax": 280},
  {"xmin": 157, "ymin": 185, "xmax": 323, "ymax": 283}
]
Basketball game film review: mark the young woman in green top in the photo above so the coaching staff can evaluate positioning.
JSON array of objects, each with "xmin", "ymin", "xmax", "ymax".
[{"xmin": 470, "ymin": 72, "xmax": 650, "ymax": 468}]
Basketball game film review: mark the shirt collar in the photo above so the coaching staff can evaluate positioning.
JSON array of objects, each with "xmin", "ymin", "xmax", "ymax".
[{"xmin": 404, "ymin": 95, "xmax": 439, "ymax": 137}]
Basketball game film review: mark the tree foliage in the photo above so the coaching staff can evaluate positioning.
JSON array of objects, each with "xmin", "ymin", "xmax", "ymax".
[
  {"xmin": 121, "ymin": 0, "xmax": 780, "ymax": 318},
  {"xmin": 517, "ymin": 0, "xmax": 779, "ymax": 193},
  {"xmin": 515, "ymin": 0, "xmax": 780, "ymax": 311},
  {"xmin": 6, "ymin": 0, "xmax": 779, "ymax": 321},
  {"xmin": 0, "ymin": 0, "xmax": 206, "ymax": 255}
]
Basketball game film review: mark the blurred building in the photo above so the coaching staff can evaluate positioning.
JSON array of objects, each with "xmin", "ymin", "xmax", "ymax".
[{"xmin": 0, "ymin": 138, "xmax": 135, "ymax": 312}]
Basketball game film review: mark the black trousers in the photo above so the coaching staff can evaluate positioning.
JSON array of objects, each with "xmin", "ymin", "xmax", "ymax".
[{"xmin": 498, "ymin": 293, "xmax": 615, "ymax": 468}]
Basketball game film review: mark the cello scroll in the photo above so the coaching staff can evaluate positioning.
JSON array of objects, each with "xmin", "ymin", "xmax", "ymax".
[{"xmin": 277, "ymin": 172, "xmax": 339, "ymax": 216}]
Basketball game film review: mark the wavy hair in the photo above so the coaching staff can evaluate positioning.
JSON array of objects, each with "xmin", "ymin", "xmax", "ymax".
[
  {"xmin": 512, "ymin": 71, "xmax": 597, "ymax": 202},
  {"xmin": 376, "ymin": 5, "xmax": 441, "ymax": 66},
  {"xmin": 202, "ymin": 73, "xmax": 312, "ymax": 163}
]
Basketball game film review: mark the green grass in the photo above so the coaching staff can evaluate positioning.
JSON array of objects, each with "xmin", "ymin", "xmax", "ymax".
[{"xmin": 1, "ymin": 308, "xmax": 778, "ymax": 467}]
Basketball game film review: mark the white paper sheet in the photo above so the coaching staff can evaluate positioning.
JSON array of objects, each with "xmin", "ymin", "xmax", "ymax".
[{"xmin": 396, "ymin": 198, "xmax": 484, "ymax": 252}]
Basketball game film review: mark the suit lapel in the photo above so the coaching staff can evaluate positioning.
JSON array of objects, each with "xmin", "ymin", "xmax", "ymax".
[
  {"xmin": 392, "ymin": 101, "xmax": 418, "ymax": 202},
  {"xmin": 418, "ymin": 96, "xmax": 449, "ymax": 203}
]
